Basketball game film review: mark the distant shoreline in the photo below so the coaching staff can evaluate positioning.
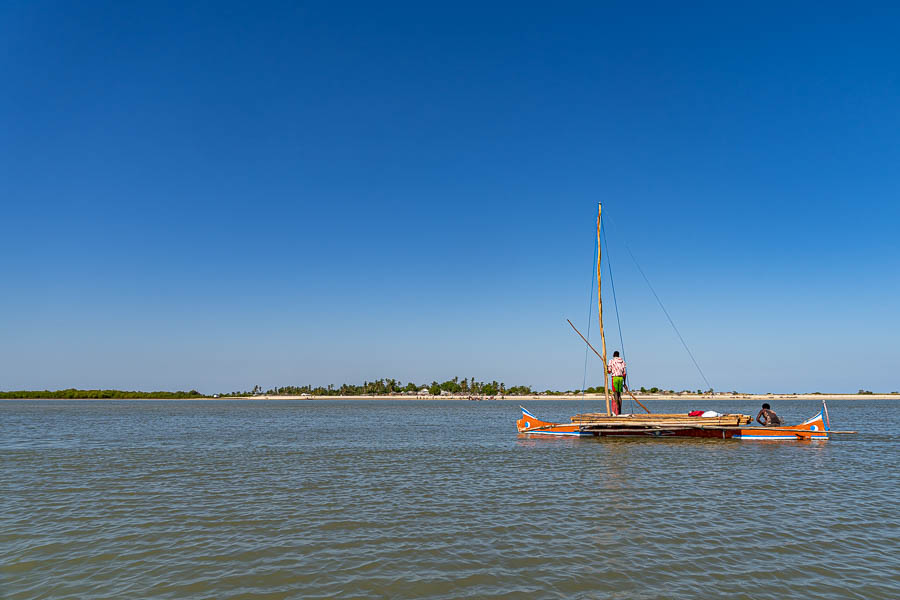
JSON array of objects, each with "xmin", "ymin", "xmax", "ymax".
[
  {"xmin": 5, "ymin": 393, "xmax": 897, "ymax": 401},
  {"xmin": 222, "ymin": 393, "xmax": 899, "ymax": 401}
]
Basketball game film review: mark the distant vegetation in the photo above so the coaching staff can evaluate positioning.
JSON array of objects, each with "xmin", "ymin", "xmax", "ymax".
[
  {"xmin": 0, "ymin": 380, "xmax": 630, "ymax": 399},
  {"xmin": 0, "ymin": 389, "xmax": 204, "ymax": 399},
  {"xmin": 218, "ymin": 378, "xmax": 678, "ymax": 397},
  {"xmin": 219, "ymin": 378, "xmax": 536, "ymax": 397},
  {"xmin": 3, "ymin": 383, "xmax": 894, "ymax": 399}
]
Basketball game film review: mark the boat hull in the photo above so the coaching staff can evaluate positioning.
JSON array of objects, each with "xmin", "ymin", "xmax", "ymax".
[{"xmin": 733, "ymin": 410, "xmax": 829, "ymax": 440}]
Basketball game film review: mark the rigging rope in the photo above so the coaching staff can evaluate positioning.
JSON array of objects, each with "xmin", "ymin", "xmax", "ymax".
[
  {"xmin": 580, "ymin": 231, "xmax": 597, "ymax": 412},
  {"xmin": 602, "ymin": 222, "xmax": 626, "ymax": 359},
  {"xmin": 609, "ymin": 216, "xmax": 713, "ymax": 391},
  {"xmin": 602, "ymin": 221, "xmax": 633, "ymax": 413}
]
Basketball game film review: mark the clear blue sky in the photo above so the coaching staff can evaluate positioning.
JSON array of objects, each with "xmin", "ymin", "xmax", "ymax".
[{"xmin": 2, "ymin": 1, "xmax": 898, "ymax": 393}]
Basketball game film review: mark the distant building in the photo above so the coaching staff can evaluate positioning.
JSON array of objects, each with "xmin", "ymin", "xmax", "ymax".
[
  {"xmin": 417, "ymin": 388, "xmax": 430, "ymax": 396},
  {"xmin": 440, "ymin": 390, "xmax": 452, "ymax": 396}
]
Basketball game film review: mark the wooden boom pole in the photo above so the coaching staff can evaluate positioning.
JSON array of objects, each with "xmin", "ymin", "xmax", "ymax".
[
  {"xmin": 597, "ymin": 203, "xmax": 610, "ymax": 416},
  {"xmin": 567, "ymin": 319, "xmax": 651, "ymax": 414}
]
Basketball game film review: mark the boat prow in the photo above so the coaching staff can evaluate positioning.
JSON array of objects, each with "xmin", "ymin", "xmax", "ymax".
[
  {"xmin": 734, "ymin": 409, "xmax": 830, "ymax": 440},
  {"xmin": 516, "ymin": 406, "xmax": 591, "ymax": 436}
]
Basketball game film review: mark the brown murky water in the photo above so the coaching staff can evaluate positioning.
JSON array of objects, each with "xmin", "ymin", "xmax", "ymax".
[{"xmin": 2, "ymin": 399, "xmax": 898, "ymax": 599}]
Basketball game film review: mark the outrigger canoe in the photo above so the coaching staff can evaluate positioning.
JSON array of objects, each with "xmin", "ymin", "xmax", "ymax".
[
  {"xmin": 516, "ymin": 403, "xmax": 848, "ymax": 440},
  {"xmin": 525, "ymin": 204, "xmax": 857, "ymax": 441}
]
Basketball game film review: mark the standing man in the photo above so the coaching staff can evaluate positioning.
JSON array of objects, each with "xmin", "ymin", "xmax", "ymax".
[{"xmin": 607, "ymin": 351, "xmax": 627, "ymax": 415}]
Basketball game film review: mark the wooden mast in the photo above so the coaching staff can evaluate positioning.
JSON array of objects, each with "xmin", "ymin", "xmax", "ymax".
[{"xmin": 597, "ymin": 203, "xmax": 610, "ymax": 416}]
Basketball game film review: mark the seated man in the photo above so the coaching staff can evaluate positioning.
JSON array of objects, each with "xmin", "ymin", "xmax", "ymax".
[{"xmin": 756, "ymin": 403, "xmax": 782, "ymax": 426}]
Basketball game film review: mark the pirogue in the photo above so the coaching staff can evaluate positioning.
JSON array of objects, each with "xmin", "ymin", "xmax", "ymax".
[{"xmin": 516, "ymin": 204, "xmax": 856, "ymax": 441}]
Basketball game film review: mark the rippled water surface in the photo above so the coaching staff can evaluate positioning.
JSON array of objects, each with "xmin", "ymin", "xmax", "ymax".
[{"xmin": 2, "ymin": 399, "xmax": 898, "ymax": 599}]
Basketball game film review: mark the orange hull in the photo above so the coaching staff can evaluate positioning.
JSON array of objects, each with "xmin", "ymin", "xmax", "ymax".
[
  {"xmin": 733, "ymin": 410, "xmax": 829, "ymax": 440},
  {"xmin": 517, "ymin": 407, "xmax": 592, "ymax": 436}
]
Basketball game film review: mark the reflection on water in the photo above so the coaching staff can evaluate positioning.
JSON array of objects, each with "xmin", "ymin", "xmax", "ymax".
[{"xmin": 2, "ymin": 399, "xmax": 898, "ymax": 599}]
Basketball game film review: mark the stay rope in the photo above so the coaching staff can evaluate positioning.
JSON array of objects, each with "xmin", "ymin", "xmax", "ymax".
[
  {"xmin": 608, "ymin": 214, "xmax": 713, "ymax": 392},
  {"xmin": 580, "ymin": 232, "xmax": 597, "ymax": 416},
  {"xmin": 602, "ymin": 221, "xmax": 633, "ymax": 413}
]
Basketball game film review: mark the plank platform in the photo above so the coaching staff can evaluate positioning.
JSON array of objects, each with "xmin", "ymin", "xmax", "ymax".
[{"xmin": 571, "ymin": 413, "xmax": 752, "ymax": 427}]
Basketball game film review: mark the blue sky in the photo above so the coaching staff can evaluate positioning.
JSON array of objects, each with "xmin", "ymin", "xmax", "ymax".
[{"xmin": 2, "ymin": 1, "xmax": 898, "ymax": 393}]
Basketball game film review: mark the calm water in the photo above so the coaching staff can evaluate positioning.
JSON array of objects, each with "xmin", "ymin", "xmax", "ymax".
[{"xmin": 2, "ymin": 399, "xmax": 898, "ymax": 599}]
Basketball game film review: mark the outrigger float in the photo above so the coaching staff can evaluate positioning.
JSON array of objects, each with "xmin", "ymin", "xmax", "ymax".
[{"xmin": 518, "ymin": 204, "xmax": 856, "ymax": 441}]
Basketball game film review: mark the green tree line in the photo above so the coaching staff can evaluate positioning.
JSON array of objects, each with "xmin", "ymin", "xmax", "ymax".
[
  {"xmin": 219, "ymin": 377, "xmax": 538, "ymax": 397},
  {"xmin": 0, "ymin": 381, "xmax": 678, "ymax": 399},
  {"xmin": 219, "ymin": 378, "xmax": 678, "ymax": 397},
  {"xmin": 0, "ymin": 388, "xmax": 204, "ymax": 399},
  {"xmin": 23, "ymin": 382, "xmax": 854, "ymax": 399}
]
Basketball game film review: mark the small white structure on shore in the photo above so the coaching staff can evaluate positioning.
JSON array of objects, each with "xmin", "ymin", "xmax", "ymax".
[
  {"xmin": 440, "ymin": 390, "xmax": 452, "ymax": 397},
  {"xmin": 417, "ymin": 387, "xmax": 430, "ymax": 396}
]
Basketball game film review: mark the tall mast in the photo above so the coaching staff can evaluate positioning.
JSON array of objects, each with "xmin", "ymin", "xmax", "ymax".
[{"xmin": 597, "ymin": 203, "xmax": 610, "ymax": 416}]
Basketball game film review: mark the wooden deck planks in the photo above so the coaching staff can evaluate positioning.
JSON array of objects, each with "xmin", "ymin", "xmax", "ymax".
[{"xmin": 571, "ymin": 413, "xmax": 752, "ymax": 426}]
